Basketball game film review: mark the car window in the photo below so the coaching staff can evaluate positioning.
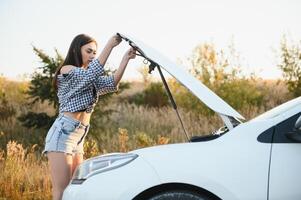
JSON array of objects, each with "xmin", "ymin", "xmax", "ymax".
[
  {"xmin": 273, "ymin": 113, "xmax": 301, "ymax": 143},
  {"xmin": 257, "ymin": 112, "xmax": 301, "ymax": 143}
]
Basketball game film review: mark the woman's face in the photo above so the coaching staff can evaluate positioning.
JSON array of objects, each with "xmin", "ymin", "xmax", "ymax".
[{"xmin": 81, "ymin": 42, "xmax": 97, "ymax": 68}]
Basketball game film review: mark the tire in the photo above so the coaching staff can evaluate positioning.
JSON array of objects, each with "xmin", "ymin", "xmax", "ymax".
[{"xmin": 148, "ymin": 190, "xmax": 209, "ymax": 200}]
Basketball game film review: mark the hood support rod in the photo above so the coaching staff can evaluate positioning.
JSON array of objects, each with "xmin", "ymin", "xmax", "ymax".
[
  {"xmin": 150, "ymin": 62, "xmax": 190, "ymax": 142},
  {"xmin": 117, "ymin": 33, "xmax": 190, "ymax": 142}
]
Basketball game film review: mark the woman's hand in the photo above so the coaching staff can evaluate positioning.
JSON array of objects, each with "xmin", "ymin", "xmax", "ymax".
[
  {"xmin": 123, "ymin": 47, "xmax": 136, "ymax": 61},
  {"xmin": 114, "ymin": 47, "xmax": 137, "ymax": 85},
  {"xmin": 107, "ymin": 34, "xmax": 122, "ymax": 48}
]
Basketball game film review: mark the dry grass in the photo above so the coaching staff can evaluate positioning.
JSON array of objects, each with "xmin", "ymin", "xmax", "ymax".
[
  {"xmin": 0, "ymin": 128, "xmax": 171, "ymax": 200},
  {"xmin": 0, "ymin": 141, "xmax": 51, "ymax": 200}
]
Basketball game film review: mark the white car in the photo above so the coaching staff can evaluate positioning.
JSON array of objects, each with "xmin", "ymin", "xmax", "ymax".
[{"xmin": 62, "ymin": 34, "xmax": 301, "ymax": 200}]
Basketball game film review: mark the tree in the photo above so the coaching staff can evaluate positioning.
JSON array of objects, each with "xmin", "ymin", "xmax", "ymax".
[
  {"xmin": 278, "ymin": 35, "xmax": 301, "ymax": 97},
  {"xmin": 18, "ymin": 46, "xmax": 62, "ymax": 128},
  {"xmin": 171, "ymin": 41, "xmax": 263, "ymax": 115}
]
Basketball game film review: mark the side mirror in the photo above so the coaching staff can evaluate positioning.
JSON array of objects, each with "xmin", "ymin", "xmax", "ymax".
[
  {"xmin": 285, "ymin": 129, "xmax": 301, "ymax": 142},
  {"xmin": 285, "ymin": 115, "xmax": 301, "ymax": 142},
  {"xmin": 295, "ymin": 115, "xmax": 301, "ymax": 129}
]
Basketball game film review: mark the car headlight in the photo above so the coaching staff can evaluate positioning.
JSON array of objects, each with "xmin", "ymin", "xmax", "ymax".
[{"xmin": 71, "ymin": 153, "xmax": 138, "ymax": 184}]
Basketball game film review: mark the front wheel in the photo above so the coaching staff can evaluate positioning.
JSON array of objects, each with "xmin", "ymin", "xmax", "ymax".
[{"xmin": 148, "ymin": 190, "xmax": 210, "ymax": 200}]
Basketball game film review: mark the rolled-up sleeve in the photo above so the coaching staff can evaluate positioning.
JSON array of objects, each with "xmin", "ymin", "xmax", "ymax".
[
  {"xmin": 71, "ymin": 59, "xmax": 105, "ymax": 88},
  {"xmin": 94, "ymin": 75, "xmax": 118, "ymax": 96}
]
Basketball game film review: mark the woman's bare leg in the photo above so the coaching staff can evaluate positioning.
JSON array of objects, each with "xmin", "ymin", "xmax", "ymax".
[
  {"xmin": 72, "ymin": 153, "xmax": 84, "ymax": 175},
  {"xmin": 47, "ymin": 152, "xmax": 73, "ymax": 200}
]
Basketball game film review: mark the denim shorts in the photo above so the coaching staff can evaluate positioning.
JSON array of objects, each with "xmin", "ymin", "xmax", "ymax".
[{"xmin": 42, "ymin": 114, "xmax": 90, "ymax": 156}]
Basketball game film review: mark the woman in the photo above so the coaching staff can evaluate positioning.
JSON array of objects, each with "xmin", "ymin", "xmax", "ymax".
[{"xmin": 42, "ymin": 33, "xmax": 136, "ymax": 200}]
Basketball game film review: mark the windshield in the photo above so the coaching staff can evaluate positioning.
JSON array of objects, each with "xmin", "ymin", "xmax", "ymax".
[{"xmin": 252, "ymin": 97, "xmax": 301, "ymax": 121}]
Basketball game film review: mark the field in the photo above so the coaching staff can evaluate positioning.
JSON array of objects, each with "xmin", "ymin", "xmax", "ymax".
[{"xmin": 0, "ymin": 77, "xmax": 292, "ymax": 199}]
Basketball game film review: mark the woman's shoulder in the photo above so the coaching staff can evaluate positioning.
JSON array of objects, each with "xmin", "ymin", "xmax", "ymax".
[{"xmin": 60, "ymin": 65, "xmax": 76, "ymax": 74}]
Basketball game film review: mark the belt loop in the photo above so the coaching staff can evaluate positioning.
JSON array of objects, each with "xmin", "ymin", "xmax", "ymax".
[
  {"xmin": 76, "ymin": 122, "xmax": 81, "ymax": 129},
  {"xmin": 78, "ymin": 123, "xmax": 88, "ymax": 130}
]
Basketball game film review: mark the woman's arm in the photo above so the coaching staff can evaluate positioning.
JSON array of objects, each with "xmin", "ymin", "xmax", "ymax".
[
  {"xmin": 93, "ymin": 47, "xmax": 136, "ymax": 96},
  {"xmin": 98, "ymin": 35, "xmax": 122, "ymax": 66},
  {"xmin": 113, "ymin": 47, "xmax": 136, "ymax": 86}
]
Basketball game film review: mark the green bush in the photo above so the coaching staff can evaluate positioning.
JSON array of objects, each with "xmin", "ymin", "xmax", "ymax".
[
  {"xmin": 128, "ymin": 82, "xmax": 169, "ymax": 108},
  {"xmin": 278, "ymin": 35, "xmax": 301, "ymax": 97},
  {"xmin": 170, "ymin": 42, "xmax": 264, "ymax": 115}
]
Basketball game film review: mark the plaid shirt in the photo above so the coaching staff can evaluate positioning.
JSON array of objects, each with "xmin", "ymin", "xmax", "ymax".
[{"xmin": 57, "ymin": 59, "xmax": 117, "ymax": 113}]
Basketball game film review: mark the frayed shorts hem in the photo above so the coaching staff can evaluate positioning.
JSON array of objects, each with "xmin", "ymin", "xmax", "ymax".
[{"xmin": 42, "ymin": 150, "xmax": 84, "ymax": 156}]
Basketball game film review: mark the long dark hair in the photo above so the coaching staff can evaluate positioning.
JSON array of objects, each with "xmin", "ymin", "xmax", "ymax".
[{"xmin": 53, "ymin": 34, "xmax": 97, "ymax": 89}]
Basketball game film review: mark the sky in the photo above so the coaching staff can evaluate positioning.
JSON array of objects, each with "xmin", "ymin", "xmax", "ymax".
[{"xmin": 0, "ymin": 0, "xmax": 300, "ymax": 81}]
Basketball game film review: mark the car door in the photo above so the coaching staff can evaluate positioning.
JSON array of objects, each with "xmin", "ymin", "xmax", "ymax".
[{"xmin": 268, "ymin": 113, "xmax": 301, "ymax": 200}]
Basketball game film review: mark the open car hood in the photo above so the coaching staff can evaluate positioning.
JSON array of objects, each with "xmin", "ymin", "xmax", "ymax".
[{"xmin": 118, "ymin": 33, "xmax": 245, "ymax": 129}]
